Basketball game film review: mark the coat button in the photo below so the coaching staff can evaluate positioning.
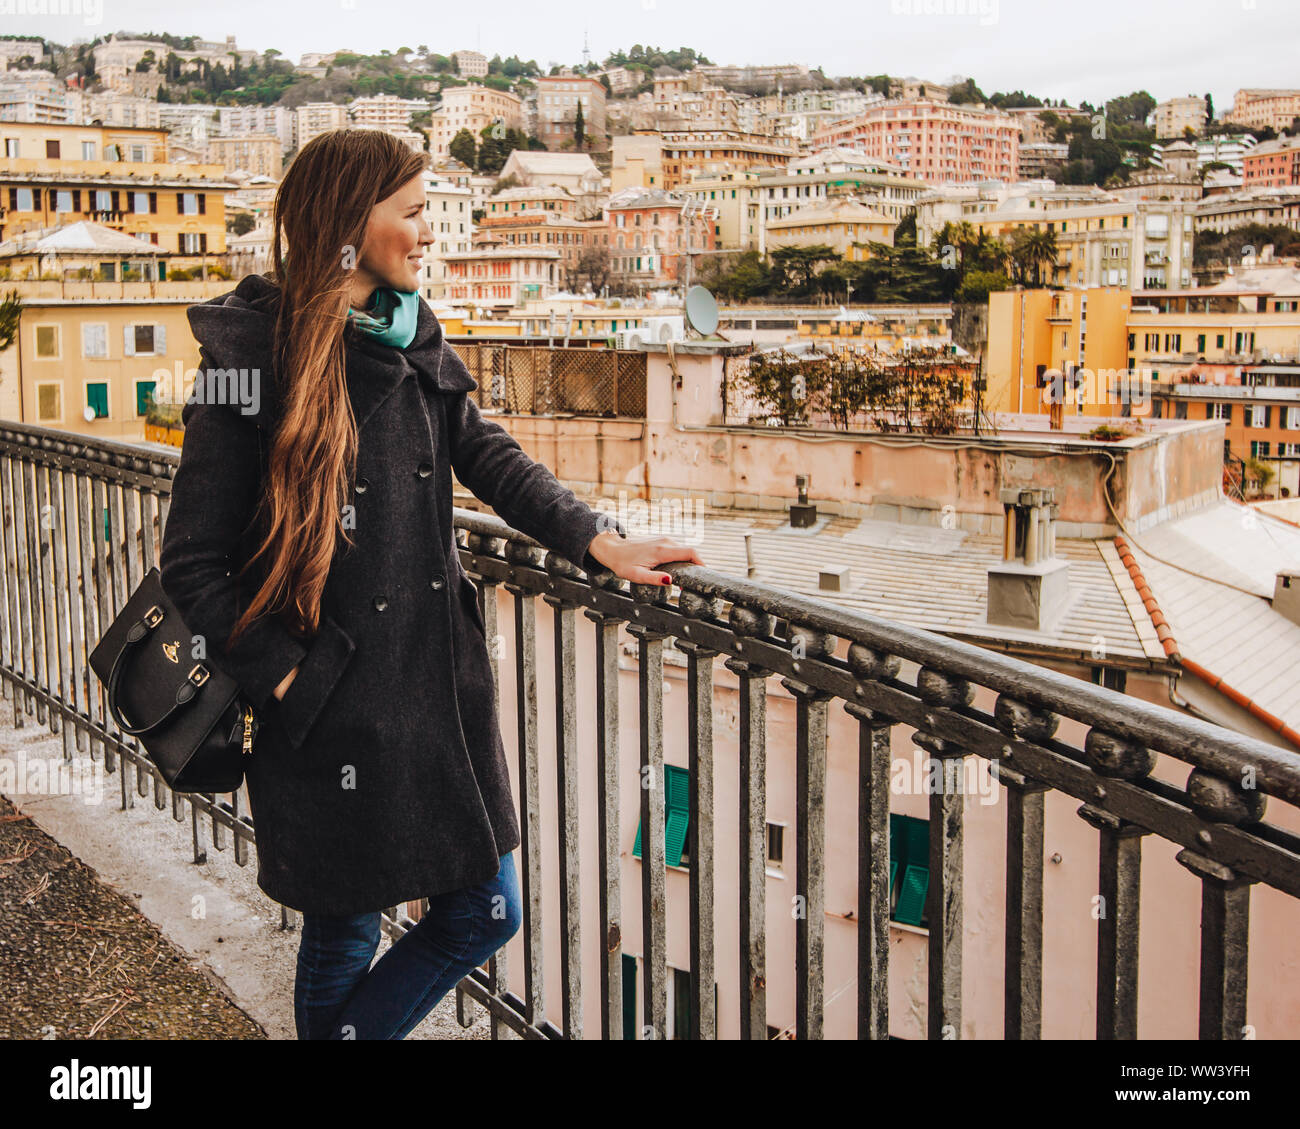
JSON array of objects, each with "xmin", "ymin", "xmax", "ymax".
[
  {"xmin": 355, "ymin": 476, "xmax": 369, "ymax": 494},
  {"xmin": 430, "ymin": 575, "xmax": 445, "ymax": 591},
  {"xmin": 373, "ymin": 594, "xmax": 388, "ymax": 611},
  {"xmin": 416, "ymin": 462, "xmax": 433, "ymax": 478}
]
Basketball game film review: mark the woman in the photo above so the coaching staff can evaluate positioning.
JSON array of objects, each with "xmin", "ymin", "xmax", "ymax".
[{"xmin": 160, "ymin": 129, "xmax": 702, "ymax": 1040}]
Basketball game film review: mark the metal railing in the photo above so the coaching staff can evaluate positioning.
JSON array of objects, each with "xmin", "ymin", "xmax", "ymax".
[
  {"xmin": 450, "ymin": 342, "xmax": 647, "ymax": 418},
  {"xmin": 1, "ymin": 419, "xmax": 1298, "ymax": 1039}
]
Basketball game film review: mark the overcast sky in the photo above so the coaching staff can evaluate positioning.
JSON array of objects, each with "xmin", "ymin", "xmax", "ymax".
[{"xmin": 18, "ymin": 0, "xmax": 1299, "ymax": 112}]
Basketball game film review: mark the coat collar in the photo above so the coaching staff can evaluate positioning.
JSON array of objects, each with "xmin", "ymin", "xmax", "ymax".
[{"xmin": 186, "ymin": 272, "xmax": 478, "ymax": 433}]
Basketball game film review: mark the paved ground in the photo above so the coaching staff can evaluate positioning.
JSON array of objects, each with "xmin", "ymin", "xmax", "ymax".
[{"xmin": 0, "ymin": 702, "xmax": 502, "ymax": 1040}]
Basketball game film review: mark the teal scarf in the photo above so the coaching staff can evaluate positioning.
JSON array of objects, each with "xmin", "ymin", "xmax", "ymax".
[{"xmin": 348, "ymin": 287, "xmax": 420, "ymax": 349}]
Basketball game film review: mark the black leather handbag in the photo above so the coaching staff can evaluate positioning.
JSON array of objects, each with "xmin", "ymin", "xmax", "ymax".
[{"xmin": 88, "ymin": 565, "xmax": 259, "ymax": 794}]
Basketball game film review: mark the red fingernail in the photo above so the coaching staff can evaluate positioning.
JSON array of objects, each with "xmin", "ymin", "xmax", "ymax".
[{"xmin": 661, "ymin": 576, "xmax": 671, "ymax": 585}]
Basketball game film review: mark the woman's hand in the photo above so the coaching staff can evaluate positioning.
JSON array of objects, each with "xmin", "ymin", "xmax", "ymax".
[
  {"xmin": 272, "ymin": 664, "xmax": 300, "ymax": 702},
  {"xmin": 588, "ymin": 530, "xmax": 704, "ymax": 586}
]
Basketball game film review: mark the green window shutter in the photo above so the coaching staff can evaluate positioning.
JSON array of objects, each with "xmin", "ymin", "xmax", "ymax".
[
  {"xmin": 136, "ymin": 381, "xmax": 155, "ymax": 416},
  {"xmin": 894, "ymin": 864, "xmax": 929, "ymax": 927},
  {"xmin": 86, "ymin": 383, "xmax": 108, "ymax": 419},
  {"xmin": 665, "ymin": 764, "xmax": 690, "ymax": 811},
  {"xmin": 622, "ymin": 954, "xmax": 637, "ymax": 1041},
  {"xmin": 665, "ymin": 808, "xmax": 689, "ymax": 867}
]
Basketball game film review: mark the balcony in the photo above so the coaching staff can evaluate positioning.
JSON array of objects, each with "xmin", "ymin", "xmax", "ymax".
[{"xmin": 2, "ymin": 420, "xmax": 1299, "ymax": 1039}]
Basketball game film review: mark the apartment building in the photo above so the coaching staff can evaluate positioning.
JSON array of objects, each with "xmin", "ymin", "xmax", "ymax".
[
  {"xmin": 988, "ymin": 276, "xmax": 1300, "ymax": 432},
  {"xmin": 1151, "ymin": 95, "xmax": 1208, "ymax": 139},
  {"xmin": 810, "ymin": 98, "xmax": 1020, "ymax": 184},
  {"xmin": 611, "ymin": 130, "xmax": 796, "ymax": 193},
  {"xmin": 216, "ymin": 105, "xmax": 295, "ymax": 153},
  {"xmin": 477, "ymin": 187, "xmax": 607, "ymax": 280},
  {"xmin": 349, "ymin": 93, "xmax": 431, "ymax": 133},
  {"xmin": 607, "ymin": 188, "xmax": 713, "ymax": 292},
  {"xmin": 429, "ymin": 85, "xmax": 525, "ymax": 160},
  {"xmin": 765, "ymin": 197, "xmax": 894, "ymax": 262},
  {"xmin": 1243, "ymin": 138, "xmax": 1300, "ymax": 188},
  {"xmin": 1151, "ymin": 365, "xmax": 1300, "ymax": 494},
  {"xmin": 1195, "ymin": 188, "xmax": 1300, "ymax": 234},
  {"xmin": 1226, "ymin": 88, "xmax": 1300, "ymax": 132},
  {"xmin": 0, "ymin": 122, "xmax": 232, "ymax": 266},
  {"xmin": 534, "ymin": 74, "xmax": 607, "ymax": 150},
  {"xmin": 204, "ymin": 135, "xmax": 283, "ymax": 180},
  {"xmin": 293, "ymin": 102, "xmax": 349, "ymax": 151},
  {"xmin": 452, "ymin": 50, "xmax": 489, "ymax": 79},
  {"xmin": 418, "ymin": 171, "xmax": 474, "ymax": 300},
  {"xmin": 442, "ymin": 245, "xmax": 562, "ymax": 308},
  {"xmin": 680, "ymin": 163, "xmax": 924, "ymax": 254},
  {"xmin": 2, "ymin": 281, "xmax": 233, "ymax": 440}
]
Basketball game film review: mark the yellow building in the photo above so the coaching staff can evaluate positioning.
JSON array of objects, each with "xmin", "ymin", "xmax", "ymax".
[
  {"xmin": 988, "ymin": 282, "xmax": 1300, "ymax": 419},
  {"xmin": 967, "ymin": 198, "xmax": 1194, "ymax": 292},
  {"xmin": 765, "ymin": 198, "xmax": 894, "ymax": 261},
  {"xmin": 2, "ymin": 280, "xmax": 235, "ymax": 441},
  {"xmin": 0, "ymin": 122, "xmax": 233, "ymax": 271}
]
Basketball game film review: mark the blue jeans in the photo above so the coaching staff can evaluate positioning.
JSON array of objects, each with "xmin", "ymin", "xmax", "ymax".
[{"xmin": 294, "ymin": 851, "xmax": 523, "ymax": 1040}]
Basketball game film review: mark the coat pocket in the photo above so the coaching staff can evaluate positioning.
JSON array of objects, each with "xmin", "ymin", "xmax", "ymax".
[
  {"xmin": 275, "ymin": 614, "xmax": 357, "ymax": 750},
  {"xmin": 457, "ymin": 573, "xmax": 488, "ymax": 640}
]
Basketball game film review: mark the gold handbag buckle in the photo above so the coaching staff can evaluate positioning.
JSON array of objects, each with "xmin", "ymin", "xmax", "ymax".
[
  {"xmin": 188, "ymin": 664, "xmax": 209, "ymax": 687},
  {"xmin": 144, "ymin": 605, "xmax": 164, "ymax": 628}
]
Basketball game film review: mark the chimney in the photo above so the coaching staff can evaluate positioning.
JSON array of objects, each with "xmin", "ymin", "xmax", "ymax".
[
  {"xmin": 986, "ymin": 488, "xmax": 1071, "ymax": 632},
  {"xmin": 1273, "ymin": 569, "xmax": 1300, "ymax": 627},
  {"xmin": 789, "ymin": 474, "xmax": 817, "ymax": 528}
]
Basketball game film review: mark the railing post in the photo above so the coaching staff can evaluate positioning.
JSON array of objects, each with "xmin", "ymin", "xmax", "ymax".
[
  {"xmin": 675, "ymin": 588, "xmax": 722, "ymax": 1040},
  {"xmin": 914, "ymin": 668, "xmax": 975, "ymax": 1040},
  {"xmin": 992, "ymin": 696, "xmax": 1056, "ymax": 1040},
  {"xmin": 627, "ymin": 580, "xmax": 670, "ymax": 1040},
  {"xmin": 585, "ymin": 570, "xmax": 627, "ymax": 1040},
  {"xmin": 845, "ymin": 643, "xmax": 902, "ymax": 1040},
  {"xmin": 782, "ymin": 623, "xmax": 836, "ymax": 1040},
  {"xmin": 1182, "ymin": 768, "xmax": 1266, "ymax": 1040},
  {"xmin": 1079, "ymin": 728, "xmax": 1156, "ymax": 1040},
  {"xmin": 544, "ymin": 551, "xmax": 584, "ymax": 1039},
  {"xmin": 724, "ymin": 603, "xmax": 773, "ymax": 1040},
  {"xmin": 505, "ymin": 540, "xmax": 545, "ymax": 1028}
]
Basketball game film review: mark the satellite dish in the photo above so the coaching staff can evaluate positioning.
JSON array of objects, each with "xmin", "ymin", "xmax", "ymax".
[{"xmin": 684, "ymin": 285, "xmax": 718, "ymax": 337}]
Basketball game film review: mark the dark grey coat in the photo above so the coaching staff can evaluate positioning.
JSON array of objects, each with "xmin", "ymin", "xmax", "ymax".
[{"xmin": 160, "ymin": 272, "xmax": 604, "ymax": 915}]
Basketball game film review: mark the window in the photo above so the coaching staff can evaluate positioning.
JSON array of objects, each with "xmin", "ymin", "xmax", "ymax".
[
  {"xmin": 35, "ymin": 325, "xmax": 59, "ymax": 358},
  {"xmin": 124, "ymin": 324, "xmax": 164, "ymax": 356},
  {"xmin": 55, "ymin": 189, "xmax": 76, "ymax": 212},
  {"xmin": 1210, "ymin": 403, "xmax": 1231, "ymax": 420},
  {"xmin": 1197, "ymin": 334, "xmax": 1206, "ymax": 353},
  {"xmin": 669, "ymin": 966, "xmax": 718, "ymax": 1040},
  {"xmin": 81, "ymin": 140, "xmax": 96, "ymax": 160},
  {"xmin": 1251, "ymin": 441, "xmax": 1271, "ymax": 458},
  {"xmin": 86, "ymin": 382, "xmax": 108, "ymax": 420},
  {"xmin": 1091, "ymin": 666, "xmax": 1127, "ymax": 693},
  {"xmin": 632, "ymin": 764, "xmax": 690, "ymax": 866},
  {"xmin": 37, "ymin": 383, "xmax": 61, "ymax": 422},
  {"xmin": 179, "ymin": 192, "xmax": 201, "ymax": 214},
  {"xmin": 1247, "ymin": 405, "xmax": 1270, "ymax": 428},
  {"xmin": 889, "ymin": 814, "xmax": 929, "ymax": 927},
  {"xmin": 622, "ymin": 955, "xmax": 638, "ymax": 1040},
  {"xmin": 1216, "ymin": 334, "xmax": 1225, "ymax": 348},
  {"xmin": 1285, "ymin": 407, "xmax": 1300, "ymax": 429},
  {"xmin": 766, "ymin": 822, "xmax": 784, "ymax": 868},
  {"xmin": 1174, "ymin": 401, "xmax": 1188, "ymax": 420},
  {"xmin": 81, "ymin": 323, "xmax": 107, "ymax": 358},
  {"xmin": 135, "ymin": 381, "xmax": 156, "ymax": 417}
]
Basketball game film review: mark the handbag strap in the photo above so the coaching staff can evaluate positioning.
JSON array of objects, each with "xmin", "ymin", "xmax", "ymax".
[{"xmin": 106, "ymin": 603, "xmax": 212, "ymax": 735}]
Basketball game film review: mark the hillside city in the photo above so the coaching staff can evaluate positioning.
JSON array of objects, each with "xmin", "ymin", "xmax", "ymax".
[{"xmin": 0, "ymin": 29, "xmax": 1298, "ymax": 1053}]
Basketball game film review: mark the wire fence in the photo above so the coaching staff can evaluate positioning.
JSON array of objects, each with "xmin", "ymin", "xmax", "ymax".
[{"xmin": 449, "ymin": 344, "xmax": 648, "ymax": 418}]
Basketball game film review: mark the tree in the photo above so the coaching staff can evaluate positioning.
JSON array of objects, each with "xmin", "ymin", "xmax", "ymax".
[
  {"xmin": 1205, "ymin": 92, "xmax": 1215, "ymax": 125},
  {"xmin": 448, "ymin": 128, "xmax": 477, "ymax": 169},
  {"xmin": 1005, "ymin": 228, "xmax": 1058, "ymax": 287},
  {"xmin": 574, "ymin": 98, "xmax": 585, "ymax": 148}
]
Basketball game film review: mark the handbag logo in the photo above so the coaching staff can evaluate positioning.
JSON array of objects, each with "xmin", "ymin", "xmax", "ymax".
[{"xmin": 162, "ymin": 640, "xmax": 180, "ymax": 663}]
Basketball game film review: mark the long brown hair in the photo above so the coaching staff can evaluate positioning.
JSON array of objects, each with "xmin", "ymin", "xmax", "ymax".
[{"xmin": 228, "ymin": 128, "xmax": 428, "ymax": 650}]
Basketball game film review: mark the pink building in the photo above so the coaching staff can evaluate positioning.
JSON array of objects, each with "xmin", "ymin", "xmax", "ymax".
[{"xmin": 811, "ymin": 99, "xmax": 1020, "ymax": 185}]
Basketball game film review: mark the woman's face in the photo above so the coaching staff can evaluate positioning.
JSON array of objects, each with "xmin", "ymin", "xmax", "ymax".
[{"xmin": 352, "ymin": 174, "xmax": 435, "ymax": 303}]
